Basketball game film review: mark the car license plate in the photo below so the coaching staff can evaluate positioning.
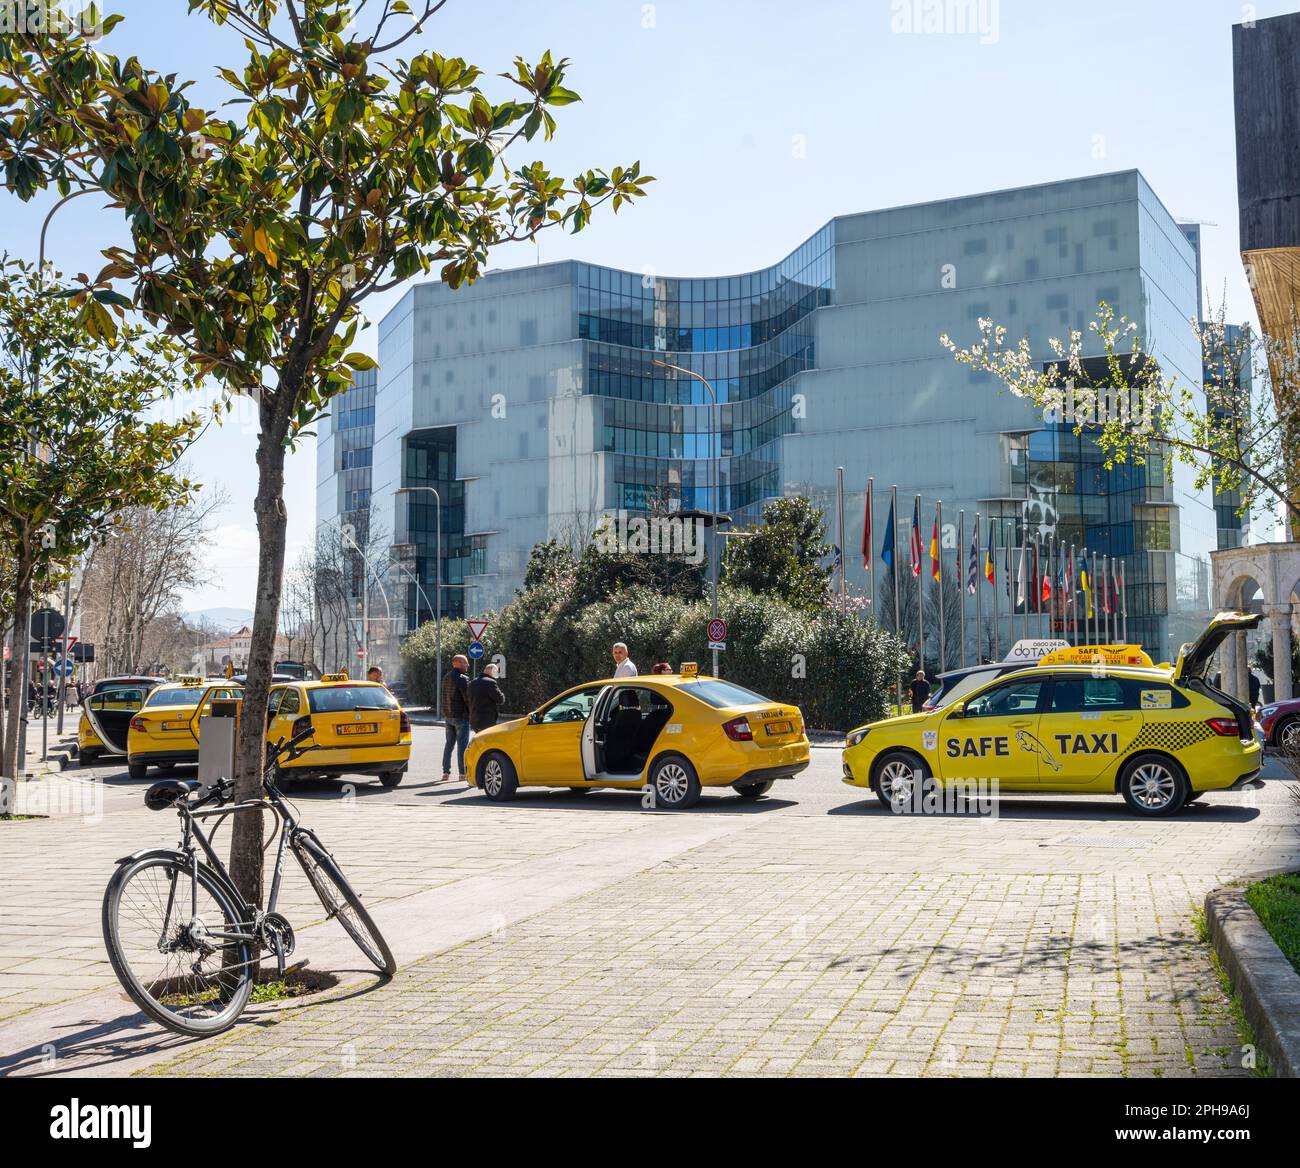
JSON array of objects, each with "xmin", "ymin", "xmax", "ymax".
[
  {"xmin": 765, "ymin": 720, "xmax": 792, "ymax": 736},
  {"xmin": 162, "ymin": 722, "xmax": 186, "ymax": 732},
  {"xmin": 337, "ymin": 723, "xmax": 377, "ymax": 736}
]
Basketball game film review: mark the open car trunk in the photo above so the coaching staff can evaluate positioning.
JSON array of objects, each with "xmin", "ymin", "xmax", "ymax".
[{"xmin": 1174, "ymin": 611, "xmax": 1263, "ymax": 738}]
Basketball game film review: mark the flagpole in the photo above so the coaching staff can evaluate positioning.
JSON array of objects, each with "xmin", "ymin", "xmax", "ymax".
[
  {"xmin": 892, "ymin": 485, "xmax": 902, "ymax": 713},
  {"xmin": 1070, "ymin": 543, "xmax": 1078, "ymax": 646},
  {"xmin": 1103, "ymin": 553, "xmax": 1111, "ymax": 644},
  {"xmin": 1121, "ymin": 559, "xmax": 1128, "ymax": 643},
  {"xmin": 1019, "ymin": 520, "xmax": 1028, "ymax": 642},
  {"xmin": 915, "ymin": 495, "xmax": 925, "ymax": 676},
  {"xmin": 958, "ymin": 509, "xmax": 966, "ymax": 668},
  {"xmin": 1045, "ymin": 535, "xmax": 1053, "ymax": 638},
  {"xmin": 988, "ymin": 518, "xmax": 999, "ymax": 661},
  {"xmin": 836, "ymin": 466, "xmax": 846, "ymax": 612},
  {"xmin": 936, "ymin": 500, "xmax": 946, "ymax": 674},
  {"xmin": 867, "ymin": 477, "xmax": 876, "ymax": 619},
  {"xmin": 974, "ymin": 512, "xmax": 984, "ymax": 663}
]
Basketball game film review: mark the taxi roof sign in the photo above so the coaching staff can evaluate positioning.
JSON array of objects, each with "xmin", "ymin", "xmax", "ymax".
[
  {"xmin": 678, "ymin": 661, "xmax": 699, "ymax": 677},
  {"xmin": 320, "ymin": 671, "xmax": 349, "ymax": 682},
  {"xmin": 1037, "ymin": 644, "xmax": 1154, "ymax": 668},
  {"xmin": 1001, "ymin": 639, "xmax": 1070, "ymax": 664},
  {"xmin": 177, "ymin": 675, "xmax": 204, "ymax": 686}
]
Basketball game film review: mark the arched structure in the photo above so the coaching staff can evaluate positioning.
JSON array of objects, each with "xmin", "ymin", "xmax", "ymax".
[{"xmin": 1210, "ymin": 544, "xmax": 1300, "ymax": 703}]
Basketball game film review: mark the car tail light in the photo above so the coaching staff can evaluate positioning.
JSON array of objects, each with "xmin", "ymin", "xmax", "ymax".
[
  {"xmin": 722, "ymin": 716, "xmax": 752, "ymax": 741},
  {"xmin": 399, "ymin": 710, "xmax": 411, "ymax": 733},
  {"xmin": 292, "ymin": 715, "xmax": 312, "ymax": 738},
  {"xmin": 130, "ymin": 716, "xmax": 146, "ymax": 731},
  {"xmin": 1206, "ymin": 718, "xmax": 1238, "ymax": 737}
]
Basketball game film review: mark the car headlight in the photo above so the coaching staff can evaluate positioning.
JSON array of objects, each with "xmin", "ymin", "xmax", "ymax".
[
  {"xmin": 845, "ymin": 727, "xmax": 869, "ymax": 748},
  {"xmin": 1260, "ymin": 705, "xmax": 1278, "ymax": 718}
]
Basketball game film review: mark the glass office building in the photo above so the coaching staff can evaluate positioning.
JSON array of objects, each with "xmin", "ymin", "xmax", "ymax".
[{"xmin": 317, "ymin": 170, "xmax": 1214, "ymax": 663}]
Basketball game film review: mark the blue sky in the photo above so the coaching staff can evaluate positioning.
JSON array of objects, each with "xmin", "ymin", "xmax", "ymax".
[{"xmin": 0, "ymin": 0, "xmax": 1282, "ymax": 610}]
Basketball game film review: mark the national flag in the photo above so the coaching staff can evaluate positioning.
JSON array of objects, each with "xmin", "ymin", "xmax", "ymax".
[
  {"xmin": 930, "ymin": 515, "xmax": 940, "ymax": 581},
  {"xmin": 881, "ymin": 497, "xmax": 895, "ymax": 571},
  {"xmin": 862, "ymin": 481, "xmax": 873, "ymax": 570},
  {"xmin": 967, "ymin": 524, "xmax": 979, "ymax": 595},
  {"xmin": 1015, "ymin": 542, "xmax": 1026, "ymax": 607},
  {"xmin": 1080, "ymin": 552, "xmax": 1093, "ymax": 619},
  {"xmin": 1031, "ymin": 541, "xmax": 1040, "ymax": 609},
  {"xmin": 984, "ymin": 520, "xmax": 995, "ymax": 585},
  {"xmin": 1057, "ymin": 553, "xmax": 1067, "ymax": 609},
  {"xmin": 1004, "ymin": 534, "xmax": 1012, "ymax": 598},
  {"xmin": 910, "ymin": 498, "xmax": 922, "ymax": 577},
  {"xmin": 1066, "ymin": 548, "xmax": 1075, "ymax": 609},
  {"xmin": 1117, "ymin": 561, "xmax": 1125, "ymax": 615},
  {"xmin": 1041, "ymin": 544, "xmax": 1052, "ymax": 605}
]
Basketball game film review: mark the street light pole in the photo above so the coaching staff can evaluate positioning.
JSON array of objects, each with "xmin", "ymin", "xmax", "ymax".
[
  {"xmin": 396, "ymin": 486, "xmax": 442, "ymax": 705},
  {"xmin": 652, "ymin": 359, "xmax": 721, "ymax": 677}
]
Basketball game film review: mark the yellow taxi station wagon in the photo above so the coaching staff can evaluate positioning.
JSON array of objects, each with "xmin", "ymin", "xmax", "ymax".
[
  {"xmin": 842, "ymin": 613, "xmax": 1264, "ymax": 817},
  {"xmin": 464, "ymin": 671, "xmax": 810, "ymax": 810},
  {"xmin": 77, "ymin": 676, "xmax": 165, "ymax": 765},
  {"xmin": 126, "ymin": 677, "xmax": 241, "ymax": 778}
]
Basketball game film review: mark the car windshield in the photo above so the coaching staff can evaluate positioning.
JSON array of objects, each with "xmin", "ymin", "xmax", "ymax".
[
  {"xmin": 678, "ymin": 679, "xmax": 770, "ymax": 709},
  {"xmin": 931, "ymin": 669, "xmax": 1003, "ymax": 709},
  {"xmin": 307, "ymin": 685, "xmax": 398, "ymax": 713},
  {"xmin": 146, "ymin": 687, "xmax": 210, "ymax": 707}
]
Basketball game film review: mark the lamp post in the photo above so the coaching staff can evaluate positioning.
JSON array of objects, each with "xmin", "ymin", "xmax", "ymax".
[
  {"xmin": 320, "ymin": 516, "xmax": 391, "ymax": 673},
  {"xmin": 395, "ymin": 486, "xmax": 442, "ymax": 702},
  {"xmin": 651, "ymin": 359, "xmax": 722, "ymax": 677}
]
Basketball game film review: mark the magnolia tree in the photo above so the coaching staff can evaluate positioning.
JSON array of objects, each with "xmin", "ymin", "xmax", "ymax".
[
  {"xmin": 0, "ymin": 256, "xmax": 199, "ymax": 781},
  {"xmin": 941, "ymin": 302, "xmax": 1300, "ymax": 537},
  {"xmin": 0, "ymin": 0, "xmax": 651, "ymax": 901}
]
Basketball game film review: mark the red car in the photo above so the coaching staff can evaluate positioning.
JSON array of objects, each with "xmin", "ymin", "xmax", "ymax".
[{"xmin": 1259, "ymin": 698, "xmax": 1300, "ymax": 752}]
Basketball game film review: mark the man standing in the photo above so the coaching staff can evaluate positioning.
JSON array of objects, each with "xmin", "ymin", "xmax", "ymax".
[
  {"xmin": 611, "ymin": 642, "xmax": 638, "ymax": 678},
  {"xmin": 366, "ymin": 665, "xmax": 384, "ymax": 684},
  {"xmin": 908, "ymin": 669, "xmax": 931, "ymax": 714},
  {"xmin": 440, "ymin": 654, "xmax": 470, "ymax": 783},
  {"xmin": 467, "ymin": 662, "xmax": 505, "ymax": 732}
]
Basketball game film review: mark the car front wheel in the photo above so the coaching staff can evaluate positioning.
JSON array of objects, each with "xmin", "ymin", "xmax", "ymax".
[
  {"xmin": 872, "ymin": 750, "xmax": 932, "ymax": 813},
  {"xmin": 479, "ymin": 752, "xmax": 518, "ymax": 802},
  {"xmin": 1120, "ymin": 754, "xmax": 1188, "ymax": 817},
  {"xmin": 648, "ymin": 754, "xmax": 701, "ymax": 810},
  {"xmin": 1277, "ymin": 716, "xmax": 1300, "ymax": 753}
]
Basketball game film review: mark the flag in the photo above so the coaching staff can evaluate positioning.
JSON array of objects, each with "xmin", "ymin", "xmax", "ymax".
[
  {"xmin": 967, "ymin": 524, "xmax": 979, "ymax": 595},
  {"xmin": 1041, "ymin": 544, "xmax": 1052, "ymax": 605},
  {"xmin": 1031, "ymin": 541, "xmax": 1040, "ymax": 608},
  {"xmin": 881, "ymin": 497, "xmax": 895, "ymax": 571},
  {"xmin": 1080, "ymin": 552, "xmax": 1093, "ymax": 619},
  {"xmin": 930, "ymin": 515, "xmax": 940, "ymax": 581},
  {"xmin": 861, "ymin": 481, "xmax": 873, "ymax": 570},
  {"xmin": 1066, "ymin": 548, "xmax": 1075, "ymax": 609},
  {"xmin": 1117, "ymin": 560, "xmax": 1125, "ymax": 615},
  {"xmin": 1057, "ymin": 553, "xmax": 1067, "ymax": 609},
  {"xmin": 984, "ymin": 520, "xmax": 995, "ymax": 585},
  {"xmin": 1015, "ymin": 542, "xmax": 1026, "ymax": 607},
  {"xmin": 1004, "ymin": 534, "xmax": 1012, "ymax": 598},
  {"xmin": 910, "ymin": 498, "xmax": 922, "ymax": 577}
]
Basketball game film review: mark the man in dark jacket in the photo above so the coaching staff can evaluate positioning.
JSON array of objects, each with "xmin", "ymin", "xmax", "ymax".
[
  {"xmin": 440, "ymin": 654, "xmax": 470, "ymax": 782},
  {"xmin": 908, "ymin": 670, "xmax": 931, "ymax": 714},
  {"xmin": 467, "ymin": 663, "xmax": 505, "ymax": 732}
]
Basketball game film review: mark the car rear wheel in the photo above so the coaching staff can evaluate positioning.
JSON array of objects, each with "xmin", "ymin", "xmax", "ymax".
[
  {"xmin": 872, "ymin": 750, "xmax": 932, "ymax": 813},
  {"xmin": 479, "ymin": 752, "xmax": 518, "ymax": 802},
  {"xmin": 78, "ymin": 747, "xmax": 100, "ymax": 766},
  {"xmin": 127, "ymin": 761, "xmax": 148, "ymax": 780},
  {"xmin": 377, "ymin": 770, "xmax": 404, "ymax": 788},
  {"xmin": 649, "ymin": 754, "xmax": 701, "ymax": 810},
  {"xmin": 1120, "ymin": 754, "xmax": 1188, "ymax": 817},
  {"xmin": 734, "ymin": 779, "xmax": 773, "ymax": 800}
]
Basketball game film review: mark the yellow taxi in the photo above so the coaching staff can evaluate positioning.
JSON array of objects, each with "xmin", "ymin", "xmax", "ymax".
[
  {"xmin": 267, "ymin": 673, "xmax": 412, "ymax": 788},
  {"xmin": 77, "ymin": 675, "xmax": 164, "ymax": 765},
  {"xmin": 843, "ymin": 613, "xmax": 1263, "ymax": 817},
  {"xmin": 465, "ymin": 668, "xmax": 810, "ymax": 809},
  {"xmin": 126, "ymin": 676, "xmax": 241, "ymax": 778}
]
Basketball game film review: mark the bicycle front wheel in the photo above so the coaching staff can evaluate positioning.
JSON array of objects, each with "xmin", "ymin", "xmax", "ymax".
[
  {"xmin": 293, "ymin": 832, "xmax": 396, "ymax": 977},
  {"xmin": 102, "ymin": 856, "xmax": 255, "ymax": 1037}
]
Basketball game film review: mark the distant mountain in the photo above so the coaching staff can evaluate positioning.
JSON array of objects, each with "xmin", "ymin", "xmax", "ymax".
[{"xmin": 185, "ymin": 607, "xmax": 254, "ymax": 633}]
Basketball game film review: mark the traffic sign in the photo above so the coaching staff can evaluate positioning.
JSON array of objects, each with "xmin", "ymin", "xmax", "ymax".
[
  {"xmin": 466, "ymin": 618, "xmax": 489, "ymax": 642},
  {"xmin": 467, "ymin": 640, "xmax": 485, "ymax": 660},
  {"xmin": 706, "ymin": 618, "xmax": 727, "ymax": 643},
  {"xmin": 30, "ymin": 607, "xmax": 65, "ymax": 642},
  {"xmin": 53, "ymin": 635, "xmax": 78, "ymax": 654},
  {"xmin": 54, "ymin": 659, "xmax": 74, "ymax": 678}
]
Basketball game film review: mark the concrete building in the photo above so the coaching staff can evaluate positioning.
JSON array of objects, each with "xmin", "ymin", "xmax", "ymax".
[{"xmin": 317, "ymin": 170, "xmax": 1216, "ymax": 665}]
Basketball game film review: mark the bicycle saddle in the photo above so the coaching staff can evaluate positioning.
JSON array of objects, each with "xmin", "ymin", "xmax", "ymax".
[{"xmin": 144, "ymin": 778, "xmax": 199, "ymax": 811}]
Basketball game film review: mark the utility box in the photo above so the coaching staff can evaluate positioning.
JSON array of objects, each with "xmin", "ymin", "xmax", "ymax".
[{"xmin": 197, "ymin": 696, "xmax": 241, "ymax": 795}]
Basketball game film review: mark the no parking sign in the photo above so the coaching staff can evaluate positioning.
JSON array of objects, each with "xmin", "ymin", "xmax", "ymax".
[{"xmin": 707, "ymin": 617, "xmax": 727, "ymax": 649}]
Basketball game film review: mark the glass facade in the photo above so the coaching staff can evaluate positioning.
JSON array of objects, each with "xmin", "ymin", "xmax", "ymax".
[{"xmin": 400, "ymin": 428, "xmax": 468, "ymax": 624}]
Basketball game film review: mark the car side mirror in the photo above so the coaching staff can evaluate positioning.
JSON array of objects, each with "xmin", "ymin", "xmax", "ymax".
[
  {"xmin": 949, "ymin": 703, "xmax": 965, "ymax": 719},
  {"xmin": 528, "ymin": 711, "xmax": 541, "ymax": 725}
]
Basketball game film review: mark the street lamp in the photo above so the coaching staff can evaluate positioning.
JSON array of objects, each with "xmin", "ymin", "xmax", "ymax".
[
  {"xmin": 320, "ymin": 516, "xmax": 391, "ymax": 673},
  {"xmin": 395, "ymin": 486, "xmax": 442, "ymax": 706},
  {"xmin": 651, "ymin": 358, "xmax": 722, "ymax": 677}
]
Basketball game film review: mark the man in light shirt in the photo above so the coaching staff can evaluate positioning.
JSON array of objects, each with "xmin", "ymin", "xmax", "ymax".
[{"xmin": 611, "ymin": 642, "xmax": 638, "ymax": 677}]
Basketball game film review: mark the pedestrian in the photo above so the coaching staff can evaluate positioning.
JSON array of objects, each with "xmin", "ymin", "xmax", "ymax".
[
  {"xmin": 440, "ymin": 653, "xmax": 471, "ymax": 782},
  {"xmin": 908, "ymin": 669, "xmax": 931, "ymax": 714},
  {"xmin": 366, "ymin": 665, "xmax": 384, "ymax": 684},
  {"xmin": 611, "ymin": 641, "xmax": 638, "ymax": 677},
  {"xmin": 650, "ymin": 662, "xmax": 672, "ymax": 675},
  {"xmin": 467, "ymin": 662, "xmax": 505, "ymax": 732}
]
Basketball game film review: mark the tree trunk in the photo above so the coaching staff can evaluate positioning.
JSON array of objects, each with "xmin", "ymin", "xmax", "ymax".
[
  {"xmin": 227, "ymin": 418, "xmax": 290, "ymax": 908},
  {"xmin": 3, "ymin": 564, "xmax": 32, "ymax": 781}
]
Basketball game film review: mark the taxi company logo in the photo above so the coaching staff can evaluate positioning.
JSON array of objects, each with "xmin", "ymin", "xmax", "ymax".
[
  {"xmin": 595, "ymin": 510, "xmax": 705, "ymax": 566},
  {"xmin": 50, "ymin": 1099, "xmax": 151, "ymax": 1149},
  {"xmin": 922, "ymin": 729, "xmax": 938, "ymax": 751}
]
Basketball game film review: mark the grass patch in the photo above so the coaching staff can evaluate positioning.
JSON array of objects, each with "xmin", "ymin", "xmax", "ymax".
[{"xmin": 1245, "ymin": 873, "xmax": 1300, "ymax": 977}]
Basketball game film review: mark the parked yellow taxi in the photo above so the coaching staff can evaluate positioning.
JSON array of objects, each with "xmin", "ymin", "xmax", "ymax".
[
  {"xmin": 465, "ymin": 670, "xmax": 810, "ymax": 809},
  {"xmin": 843, "ymin": 613, "xmax": 1262, "ymax": 817},
  {"xmin": 77, "ymin": 675, "xmax": 165, "ymax": 765},
  {"xmin": 126, "ymin": 677, "xmax": 242, "ymax": 778},
  {"xmin": 267, "ymin": 673, "xmax": 412, "ymax": 788}
]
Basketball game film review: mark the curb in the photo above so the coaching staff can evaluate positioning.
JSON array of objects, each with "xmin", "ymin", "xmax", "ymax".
[{"xmin": 1205, "ymin": 872, "xmax": 1300, "ymax": 1078}]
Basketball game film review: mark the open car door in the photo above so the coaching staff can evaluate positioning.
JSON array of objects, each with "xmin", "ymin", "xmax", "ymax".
[
  {"xmin": 1173, "ymin": 612, "xmax": 1263, "ymax": 685},
  {"xmin": 85, "ymin": 681, "xmax": 154, "ymax": 755}
]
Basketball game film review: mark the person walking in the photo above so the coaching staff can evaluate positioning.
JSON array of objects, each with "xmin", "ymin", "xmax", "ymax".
[
  {"xmin": 908, "ymin": 669, "xmax": 931, "ymax": 714},
  {"xmin": 440, "ymin": 654, "xmax": 471, "ymax": 782},
  {"xmin": 611, "ymin": 642, "xmax": 638, "ymax": 677},
  {"xmin": 467, "ymin": 662, "xmax": 505, "ymax": 732}
]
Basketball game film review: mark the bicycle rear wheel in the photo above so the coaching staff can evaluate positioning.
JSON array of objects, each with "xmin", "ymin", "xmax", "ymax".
[
  {"xmin": 102, "ymin": 855, "xmax": 255, "ymax": 1037},
  {"xmin": 293, "ymin": 832, "xmax": 396, "ymax": 976}
]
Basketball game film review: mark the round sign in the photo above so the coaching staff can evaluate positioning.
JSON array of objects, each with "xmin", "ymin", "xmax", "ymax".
[
  {"xmin": 30, "ymin": 607, "xmax": 65, "ymax": 642},
  {"xmin": 54, "ymin": 659, "xmax": 74, "ymax": 677},
  {"xmin": 706, "ymin": 618, "xmax": 727, "ymax": 643},
  {"xmin": 467, "ymin": 640, "xmax": 485, "ymax": 660}
]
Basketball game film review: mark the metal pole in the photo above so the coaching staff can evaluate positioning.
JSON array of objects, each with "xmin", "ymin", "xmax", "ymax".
[
  {"xmin": 958, "ymin": 509, "xmax": 966, "ymax": 668},
  {"xmin": 868, "ymin": 477, "xmax": 876, "ymax": 620},
  {"xmin": 398, "ymin": 486, "xmax": 442, "ymax": 710},
  {"xmin": 974, "ymin": 512, "xmax": 984, "ymax": 663},
  {"xmin": 1121, "ymin": 560, "xmax": 1128, "ymax": 643},
  {"xmin": 892, "ymin": 485, "xmax": 902, "ymax": 714},
  {"xmin": 936, "ymin": 500, "xmax": 946, "ymax": 674},
  {"xmin": 836, "ymin": 467, "xmax": 846, "ymax": 611},
  {"xmin": 1070, "ymin": 544, "xmax": 1077, "ymax": 645},
  {"xmin": 989, "ymin": 518, "xmax": 999, "ymax": 661},
  {"xmin": 915, "ymin": 495, "xmax": 924, "ymax": 675},
  {"xmin": 55, "ymin": 569, "xmax": 72, "ymax": 735}
]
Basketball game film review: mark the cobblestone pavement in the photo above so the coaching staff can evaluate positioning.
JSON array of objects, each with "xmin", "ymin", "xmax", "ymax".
[{"xmin": 1, "ymin": 727, "xmax": 1297, "ymax": 1078}]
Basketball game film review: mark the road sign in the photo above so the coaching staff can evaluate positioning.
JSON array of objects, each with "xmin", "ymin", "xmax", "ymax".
[
  {"xmin": 466, "ymin": 618, "xmax": 489, "ymax": 642},
  {"xmin": 467, "ymin": 640, "xmax": 485, "ymax": 660},
  {"xmin": 30, "ymin": 607, "xmax": 65, "ymax": 642},
  {"xmin": 53, "ymin": 635, "xmax": 78, "ymax": 654},
  {"xmin": 53, "ymin": 659, "xmax": 74, "ymax": 678},
  {"xmin": 708, "ymin": 641, "xmax": 726, "ymax": 652},
  {"xmin": 706, "ymin": 618, "xmax": 727, "ymax": 643}
]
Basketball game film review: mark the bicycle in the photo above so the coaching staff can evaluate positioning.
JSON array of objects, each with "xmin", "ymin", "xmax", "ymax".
[{"xmin": 101, "ymin": 728, "xmax": 396, "ymax": 1037}]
